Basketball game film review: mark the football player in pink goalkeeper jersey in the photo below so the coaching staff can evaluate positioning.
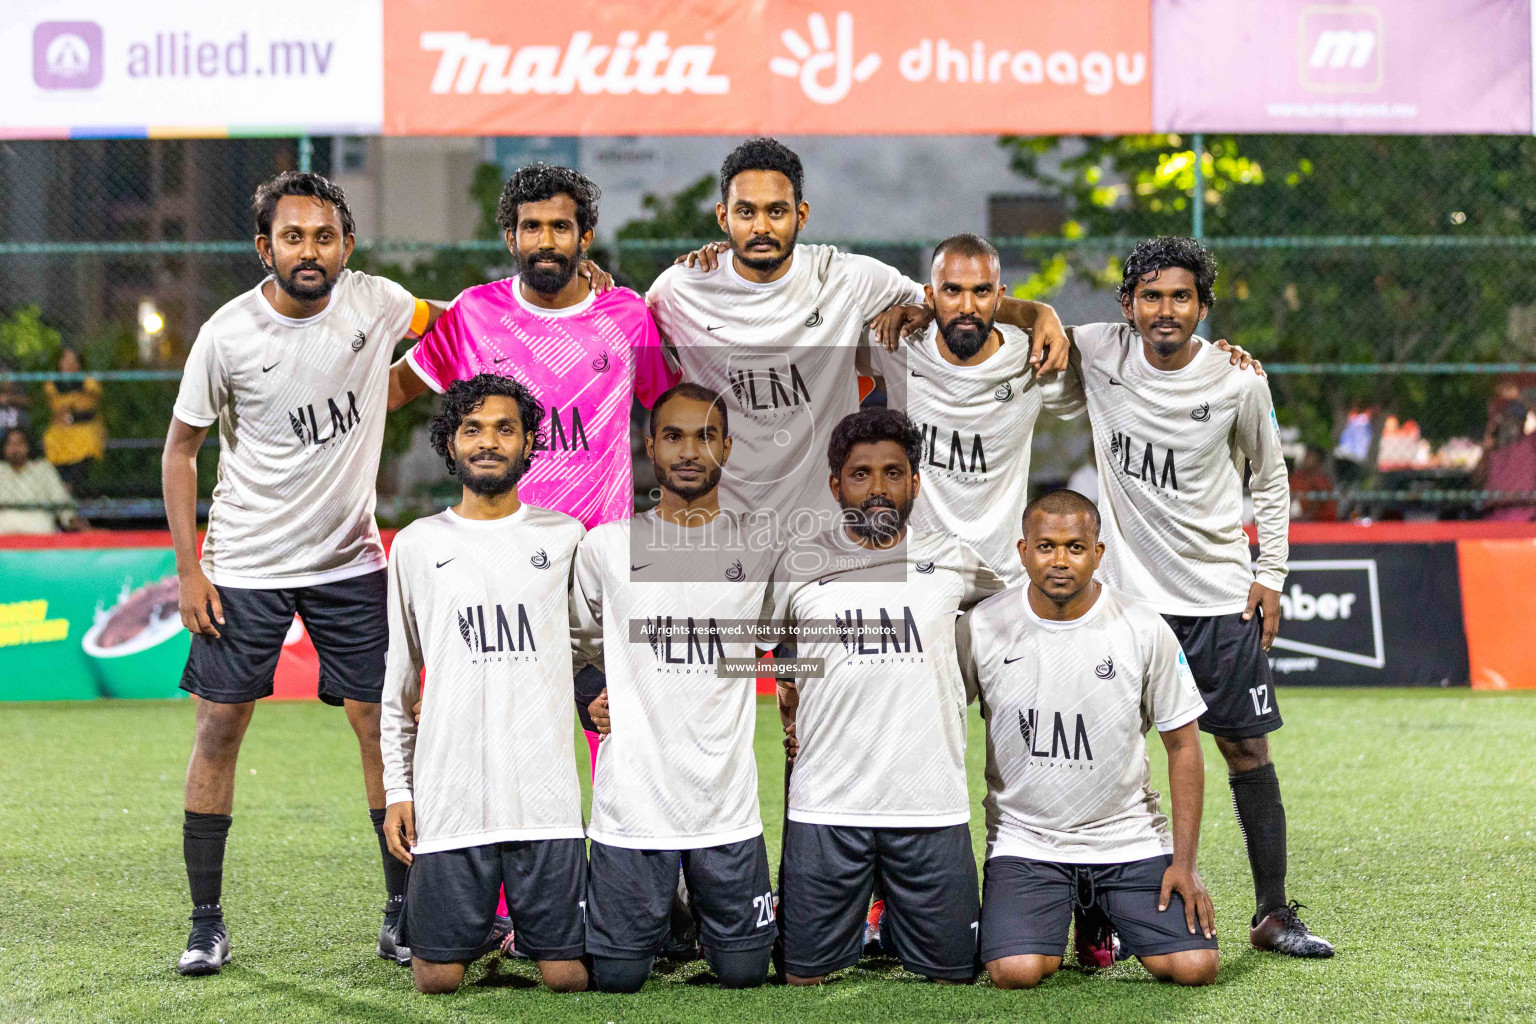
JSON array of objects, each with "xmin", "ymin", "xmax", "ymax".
[{"xmin": 388, "ymin": 164, "xmax": 678, "ymax": 953}]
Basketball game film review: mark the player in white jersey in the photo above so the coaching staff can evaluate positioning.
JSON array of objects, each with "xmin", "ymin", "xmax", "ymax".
[
  {"xmin": 871, "ymin": 233, "xmax": 1083, "ymax": 583},
  {"xmin": 572, "ymin": 383, "xmax": 780, "ymax": 991},
  {"xmin": 647, "ymin": 138, "xmax": 1071, "ymax": 533},
  {"xmin": 164, "ymin": 173, "xmax": 440, "ymax": 976},
  {"xmin": 379, "ymin": 374, "xmax": 588, "ymax": 995},
  {"xmin": 769, "ymin": 408, "xmax": 1004, "ymax": 984},
  {"xmin": 1065, "ymin": 238, "xmax": 1332, "ymax": 958},
  {"xmin": 959, "ymin": 490, "xmax": 1217, "ymax": 988}
]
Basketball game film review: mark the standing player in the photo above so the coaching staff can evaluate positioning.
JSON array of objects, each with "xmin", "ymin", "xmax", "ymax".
[
  {"xmin": 1065, "ymin": 237, "xmax": 1333, "ymax": 957},
  {"xmin": 379, "ymin": 374, "xmax": 588, "ymax": 994},
  {"xmin": 770, "ymin": 408, "xmax": 1003, "ymax": 984},
  {"xmin": 648, "ymin": 138, "xmax": 1070, "ymax": 532},
  {"xmin": 164, "ymin": 172, "xmax": 440, "ymax": 975},
  {"xmin": 960, "ymin": 490, "xmax": 1217, "ymax": 989},
  {"xmin": 871, "ymin": 233, "xmax": 1082, "ymax": 583},
  {"xmin": 574, "ymin": 383, "xmax": 779, "ymax": 992}
]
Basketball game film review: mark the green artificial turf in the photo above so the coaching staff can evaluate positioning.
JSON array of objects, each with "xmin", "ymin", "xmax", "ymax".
[{"xmin": 2, "ymin": 689, "xmax": 1534, "ymax": 1023}]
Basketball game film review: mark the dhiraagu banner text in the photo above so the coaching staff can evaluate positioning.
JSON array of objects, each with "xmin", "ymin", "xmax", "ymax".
[{"xmin": 0, "ymin": 547, "xmax": 188, "ymax": 700}]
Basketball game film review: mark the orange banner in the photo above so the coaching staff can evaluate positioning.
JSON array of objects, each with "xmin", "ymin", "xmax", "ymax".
[
  {"xmin": 382, "ymin": 0, "xmax": 1152, "ymax": 136},
  {"xmin": 1457, "ymin": 538, "xmax": 1536, "ymax": 690}
]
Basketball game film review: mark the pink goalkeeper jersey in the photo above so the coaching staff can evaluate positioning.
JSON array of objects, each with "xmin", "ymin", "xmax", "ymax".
[{"xmin": 406, "ymin": 277, "xmax": 678, "ymax": 528}]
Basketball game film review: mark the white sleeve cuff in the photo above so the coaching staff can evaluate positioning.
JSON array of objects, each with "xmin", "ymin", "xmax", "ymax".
[
  {"xmin": 1155, "ymin": 701, "xmax": 1207, "ymax": 734},
  {"xmin": 1254, "ymin": 569, "xmax": 1287, "ymax": 592},
  {"xmin": 172, "ymin": 404, "xmax": 217, "ymax": 429},
  {"xmin": 403, "ymin": 346, "xmax": 446, "ymax": 394},
  {"xmin": 384, "ymin": 789, "xmax": 413, "ymax": 807}
]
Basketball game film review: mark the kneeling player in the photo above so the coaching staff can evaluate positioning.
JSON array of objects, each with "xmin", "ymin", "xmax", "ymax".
[
  {"xmin": 771, "ymin": 409, "xmax": 1004, "ymax": 984},
  {"xmin": 380, "ymin": 375, "xmax": 589, "ymax": 994},
  {"xmin": 575, "ymin": 383, "xmax": 779, "ymax": 991},
  {"xmin": 960, "ymin": 490, "xmax": 1217, "ymax": 989}
]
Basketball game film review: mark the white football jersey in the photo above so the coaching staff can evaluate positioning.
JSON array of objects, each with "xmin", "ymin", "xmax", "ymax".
[
  {"xmin": 1068, "ymin": 323, "xmax": 1290, "ymax": 616},
  {"xmin": 959, "ymin": 584, "xmax": 1206, "ymax": 864},
  {"xmin": 573, "ymin": 510, "xmax": 779, "ymax": 849},
  {"xmin": 646, "ymin": 245, "xmax": 924, "ymax": 525},
  {"xmin": 380, "ymin": 505, "xmax": 587, "ymax": 855},
  {"xmin": 771, "ymin": 527, "xmax": 1004, "ymax": 828},
  {"xmin": 173, "ymin": 270, "xmax": 416, "ymax": 588},
  {"xmin": 873, "ymin": 322, "xmax": 1083, "ymax": 583}
]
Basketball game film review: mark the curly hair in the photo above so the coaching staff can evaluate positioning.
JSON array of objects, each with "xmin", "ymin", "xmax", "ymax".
[
  {"xmin": 495, "ymin": 164, "xmax": 601, "ymax": 236},
  {"xmin": 252, "ymin": 171, "xmax": 354, "ymax": 238},
  {"xmin": 719, "ymin": 137, "xmax": 804, "ymax": 204},
  {"xmin": 827, "ymin": 408, "xmax": 923, "ymax": 477},
  {"xmin": 429, "ymin": 374, "xmax": 546, "ymax": 477},
  {"xmin": 1118, "ymin": 235, "xmax": 1217, "ymax": 311}
]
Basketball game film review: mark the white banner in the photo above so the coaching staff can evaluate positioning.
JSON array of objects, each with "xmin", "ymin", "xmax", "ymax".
[{"xmin": 1, "ymin": 0, "xmax": 383, "ymax": 138}]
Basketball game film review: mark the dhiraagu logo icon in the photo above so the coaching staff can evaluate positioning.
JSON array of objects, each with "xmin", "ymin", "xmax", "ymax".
[
  {"xmin": 770, "ymin": 12, "xmax": 880, "ymax": 105},
  {"xmin": 33, "ymin": 21, "xmax": 103, "ymax": 90}
]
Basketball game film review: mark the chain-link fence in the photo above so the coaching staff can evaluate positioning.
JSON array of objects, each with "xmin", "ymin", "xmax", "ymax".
[{"xmin": 4, "ymin": 133, "xmax": 1536, "ymax": 525}]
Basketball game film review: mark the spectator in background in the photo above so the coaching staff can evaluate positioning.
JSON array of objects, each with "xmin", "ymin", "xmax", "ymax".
[
  {"xmin": 0, "ymin": 426, "xmax": 85, "ymax": 534},
  {"xmin": 1289, "ymin": 446, "xmax": 1338, "ymax": 523},
  {"xmin": 1478, "ymin": 380, "xmax": 1536, "ymax": 522},
  {"xmin": 0, "ymin": 375, "xmax": 30, "ymax": 432},
  {"xmin": 42, "ymin": 348, "xmax": 106, "ymax": 495}
]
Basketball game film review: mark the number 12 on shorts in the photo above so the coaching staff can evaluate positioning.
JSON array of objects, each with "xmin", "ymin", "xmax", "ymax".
[{"xmin": 1249, "ymin": 684, "xmax": 1272, "ymax": 716}]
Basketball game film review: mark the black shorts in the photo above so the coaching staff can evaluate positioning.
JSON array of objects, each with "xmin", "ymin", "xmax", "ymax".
[
  {"xmin": 402, "ymin": 838, "xmax": 587, "ymax": 963},
  {"xmin": 586, "ymin": 837, "xmax": 775, "ymax": 960},
  {"xmin": 779, "ymin": 819, "xmax": 979, "ymax": 981},
  {"xmin": 180, "ymin": 569, "xmax": 387, "ymax": 706},
  {"xmin": 1163, "ymin": 611, "xmax": 1282, "ymax": 739},
  {"xmin": 979, "ymin": 855, "xmax": 1218, "ymax": 963}
]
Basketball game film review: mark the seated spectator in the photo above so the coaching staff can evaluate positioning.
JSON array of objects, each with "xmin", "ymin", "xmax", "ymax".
[
  {"xmin": 0, "ymin": 375, "xmax": 30, "ymax": 432},
  {"xmin": 0, "ymin": 427, "xmax": 86, "ymax": 534},
  {"xmin": 43, "ymin": 348, "xmax": 106, "ymax": 495},
  {"xmin": 1289, "ymin": 446, "xmax": 1338, "ymax": 522},
  {"xmin": 1478, "ymin": 380, "xmax": 1536, "ymax": 522}
]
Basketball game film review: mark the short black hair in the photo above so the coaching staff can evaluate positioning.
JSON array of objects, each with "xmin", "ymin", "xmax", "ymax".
[
  {"xmin": 252, "ymin": 171, "xmax": 354, "ymax": 238},
  {"xmin": 931, "ymin": 232, "xmax": 1000, "ymax": 273},
  {"xmin": 1118, "ymin": 236, "xmax": 1217, "ymax": 310},
  {"xmin": 1022, "ymin": 488, "xmax": 1101, "ymax": 538},
  {"xmin": 719, "ymin": 138, "xmax": 804, "ymax": 205},
  {"xmin": 2, "ymin": 426, "xmax": 33, "ymax": 459},
  {"xmin": 496, "ymin": 164, "xmax": 601, "ymax": 236},
  {"xmin": 429, "ymin": 374, "xmax": 546, "ymax": 477},
  {"xmin": 827, "ymin": 408, "xmax": 923, "ymax": 477},
  {"xmin": 650, "ymin": 382, "xmax": 730, "ymax": 439}
]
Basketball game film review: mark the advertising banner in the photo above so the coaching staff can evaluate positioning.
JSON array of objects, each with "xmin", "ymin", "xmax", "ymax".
[
  {"xmin": 382, "ymin": 0, "xmax": 1153, "ymax": 136},
  {"xmin": 1, "ymin": 0, "xmax": 383, "ymax": 138},
  {"xmin": 1263, "ymin": 542, "xmax": 1470, "ymax": 687},
  {"xmin": 1152, "ymin": 0, "xmax": 1533, "ymax": 134}
]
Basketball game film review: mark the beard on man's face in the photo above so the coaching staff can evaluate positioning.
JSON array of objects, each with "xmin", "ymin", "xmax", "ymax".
[
  {"xmin": 938, "ymin": 313, "xmax": 994, "ymax": 360},
  {"xmin": 517, "ymin": 246, "xmax": 579, "ymax": 295},
  {"xmin": 840, "ymin": 493, "xmax": 914, "ymax": 543},
  {"xmin": 453, "ymin": 447, "xmax": 530, "ymax": 497},
  {"xmin": 733, "ymin": 224, "xmax": 797, "ymax": 274},
  {"xmin": 656, "ymin": 458, "xmax": 722, "ymax": 503},
  {"xmin": 270, "ymin": 258, "xmax": 337, "ymax": 302}
]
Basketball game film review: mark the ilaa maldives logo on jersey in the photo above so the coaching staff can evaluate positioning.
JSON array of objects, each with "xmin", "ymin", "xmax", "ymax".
[
  {"xmin": 915, "ymin": 560, "xmax": 935, "ymax": 575},
  {"xmin": 1192, "ymin": 402, "xmax": 1210, "ymax": 422},
  {"xmin": 994, "ymin": 381, "xmax": 1014, "ymax": 403},
  {"xmin": 530, "ymin": 549, "xmax": 550, "ymax": 569},
  {"xmin": 804, "ymin": 307, "xmax": 823, "ymax": 328},
  {"xmin": 591, "ymin": 351, "xmax": 610, "ymax": 373},
  {"xmin": 725, "ymin": 559, "xmax": 745, "ymax": 582},
  {"xmin": 351, "ymin": 329, "xmax": 366, "ymax": 352},
  {"xmin": 1094, "ymin": 655, "xmax": 1115, "ymax": 679},
  {"xmin": 1017, "ymin": 708, "xmax": 1033, "ymax": 748}
]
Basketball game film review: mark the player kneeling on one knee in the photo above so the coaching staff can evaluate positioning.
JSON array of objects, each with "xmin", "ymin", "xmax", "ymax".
[
  {"xmin": 379, "ymin": 377, "xmax": 593, "ymax": 994},
  {"xmin": 960, "ymin": 491, "xmax": 1219, "ymax": 990}
]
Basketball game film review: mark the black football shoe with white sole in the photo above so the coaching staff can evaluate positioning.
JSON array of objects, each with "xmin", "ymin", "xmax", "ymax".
[{"xmin": 177, "ymin": 915, "xmax": 230, "ymax": 976}]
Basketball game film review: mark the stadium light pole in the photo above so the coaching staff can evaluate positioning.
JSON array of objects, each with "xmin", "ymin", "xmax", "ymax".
[{"xmin": 1191, "ymin": 131, "xmax": 1205, "ymax": 240}]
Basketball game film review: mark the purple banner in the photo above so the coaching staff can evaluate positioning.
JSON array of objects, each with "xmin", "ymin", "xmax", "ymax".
[{"xmin": 1153, "ymin": 0, "xmax": 1533, "ymax": 134}]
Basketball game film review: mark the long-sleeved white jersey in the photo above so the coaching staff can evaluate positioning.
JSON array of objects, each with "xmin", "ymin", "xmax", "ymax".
[
  {"xmin": 1067, "ymin": 323, "xmax": 1289, "ymax": 616},
  {"xmin": 380, "ymin": 505, "xmax": 587, "ymax": 855}
]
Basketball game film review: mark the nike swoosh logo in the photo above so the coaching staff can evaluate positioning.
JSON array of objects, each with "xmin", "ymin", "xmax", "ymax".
[
  {"xmin": 1003, "ymin": 655, "xmax": 1025, "ymax": 664},
  {"xmin": 1108, "ymin": 377, "xmax": 1123, "ymax": 386},
  {"xmin": 262, "ymin": 362, "xmax": 280, "ymax": 373},
  {"xmin": 705, "ymin": 325, "xmax": 723, "ymax": 332},
  {"xmin": 493, "ymin": 356, "xmax": 509, "ymax": 364},
  {"xmin": 435, "ymin": 559, "xmax": 455, "ymax": 569},
  {"xmin": 630, "ymin": 563, "xmax": 651, "ymax": 572},
  {"xmin": 818, "ymin": 578, "xmax": 838, "ymax": 586},
  {"xmin": 910, "ymin": 370, "xmax": 926, "ymax": 378}
]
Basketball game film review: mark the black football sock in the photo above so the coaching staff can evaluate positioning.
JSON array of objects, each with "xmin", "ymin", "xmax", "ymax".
[
  {"xmin": 1229, "ymin": 763, "xmax": 1288, "ymax": 919},
  {"xmin": 183, "ymin": 811, "xmax": 232, "ymax": 920},
  {"xmin": 370, "ymin": 807, "xmax": 408, "ymax": 917}
]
